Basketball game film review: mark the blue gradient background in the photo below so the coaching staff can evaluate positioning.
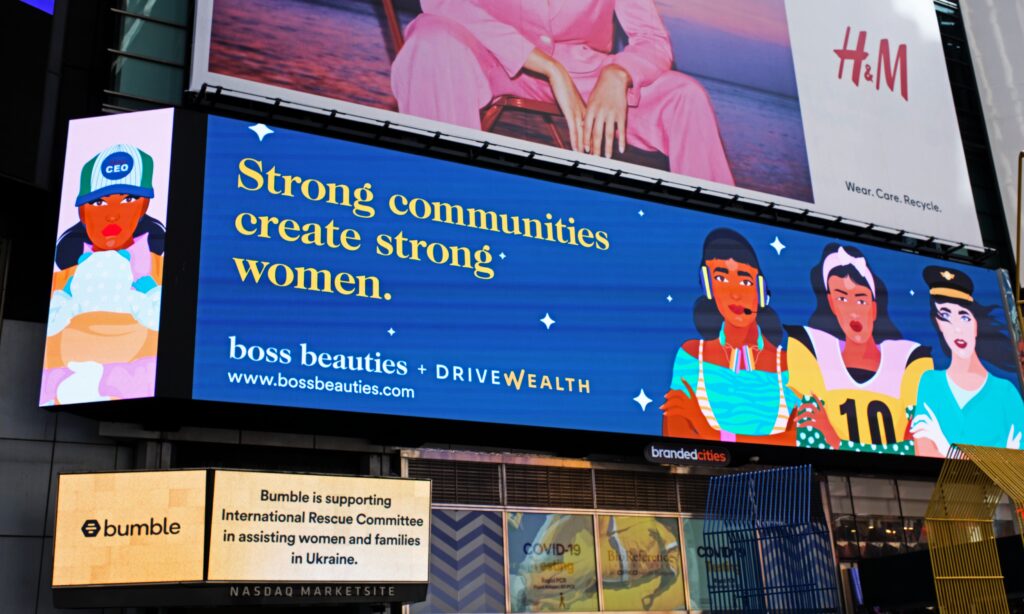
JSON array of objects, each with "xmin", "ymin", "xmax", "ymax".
[{"xmin": 193, "ymin": 116, "xmax": 1020, "ymax": 443}]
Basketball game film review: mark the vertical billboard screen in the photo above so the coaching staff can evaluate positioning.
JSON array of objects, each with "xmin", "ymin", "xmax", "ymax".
[
  {"xmin": 42, "ymin": 109, "xmax": 174, "ymax": 406},
  {"xmin": 191, "ymin": 115, "xmax": 1023, "ymax": 459},
  {"xmin": 191, "ymin": 0, "xmax": 981, "ymax": 245}
]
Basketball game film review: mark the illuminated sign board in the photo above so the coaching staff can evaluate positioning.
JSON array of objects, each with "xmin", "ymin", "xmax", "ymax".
[
  {"xmin": 51, "ymin": 469, "xmax": 430, "ymax": 607},
  {"xmin": 41, "ymin": 109, "xmax": 174, "ymax": 406},
  {"xmin": 190, "ymin": 115, "xmax": 1023, "ymax": 460},
  {"xmin": 42, "ymin": 110, "xmax": 1024, "ymax": 461},
  {"xmin": 207, "ymin": 470, "xmax": 430, "ymax": 583},
  {"xmin": 191, "ymin": 0, "xmax": 981, "ymax": 245},
  {"xmin": 52, "ymin": 470, "xmax": 207, "ymax": 587}
]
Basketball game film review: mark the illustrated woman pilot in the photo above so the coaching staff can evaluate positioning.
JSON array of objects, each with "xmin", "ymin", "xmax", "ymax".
[
  {"xmin": 40, "ymin": 144, "xmax": 164, "ymax": 405},
  {"xmin": 661, "ymin": 228, "xmax": 799, "ymax": 444},
  {"xmin": 910, "ymin": 266, "xmax": 1024, "ymax": 455}
]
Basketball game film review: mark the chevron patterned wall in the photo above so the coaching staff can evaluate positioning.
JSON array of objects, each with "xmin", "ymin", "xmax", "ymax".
[{"xmin": 412, "ymin": 510, "xmax": 506, "ymax": 614}]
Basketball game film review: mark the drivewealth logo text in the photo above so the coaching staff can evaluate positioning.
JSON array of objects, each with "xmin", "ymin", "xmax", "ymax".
[
  {"xmin": 80, "ymin": 517, "xmax": 182, "ymax": 538},
  {"xmin": 644, "ymin": 444, "xmax": 730, "ymax": 466}
]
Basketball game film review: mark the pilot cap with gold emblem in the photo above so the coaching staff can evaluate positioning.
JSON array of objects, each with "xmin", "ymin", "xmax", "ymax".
[{"xmin": 923, "ymin": 265, "xmax": 974, "ymax": 303}]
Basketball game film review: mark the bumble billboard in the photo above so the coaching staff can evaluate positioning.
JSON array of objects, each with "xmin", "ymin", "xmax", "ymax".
[
  {"xmin": 51, "ymin": 470, "xmax": 207, "ymax": 587},
  {"xmin": 51, "ymin": 469, "xmax": 430, "ymax": 607},
  {"xmin": 207, "ymin": 470, "xmax": 430, "ymax": 583}
]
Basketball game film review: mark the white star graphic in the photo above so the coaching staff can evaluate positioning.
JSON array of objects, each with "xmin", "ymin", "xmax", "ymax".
[
  {"xmin": 770, "ymin": 236, "xmax": 786, "ymax": 255},
  {"xmin": 909, "ymin": 289, "xmax": 915, "ymax": 296},
  {"xmin": 633, "ymin": 389, "xmax": 653, "ymax": 412},
  {"xmin": 540, "ymin": 313, "xmax": 555, "ymax": 330},
  {"xmin": 387, "ymin": 327, "xmax": 396, "ymax": 336},
  {"xmin": 638, "ymin": 210, "xmax": 645, "ymax": 217},
  {"xmin": 666, "ymin": 295, "xmax": 673, "ymax": 303},
  {"xmin": 499, "ymin": 252, "xmax": 507, "ymax": 260},
  {"xmin": 249, "ymin": 123, "xmax": 274, "ymax": 142}
]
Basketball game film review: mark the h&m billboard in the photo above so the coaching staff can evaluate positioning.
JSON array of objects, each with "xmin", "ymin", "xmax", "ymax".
[{"xmin": 190, "ymin": 0, "xmax": 981, "ymax": 246}]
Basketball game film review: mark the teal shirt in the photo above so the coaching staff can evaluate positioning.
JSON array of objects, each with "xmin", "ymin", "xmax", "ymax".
[
  {"xmin": 670, "ymin": 347, "xmax": 799, "ymax": 436},
  {"xmin": 915, "ymin": 370, "xmax": 1024, "ymax": 449}
]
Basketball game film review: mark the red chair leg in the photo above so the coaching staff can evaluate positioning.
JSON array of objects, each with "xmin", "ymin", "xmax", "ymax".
[
  {"xmin": 480, "ymin": 104, "xmax": 504, "ymax": 132},
  {"xmin": 543, "ymin": 114, "xmax": 566, "ymax": 150}
]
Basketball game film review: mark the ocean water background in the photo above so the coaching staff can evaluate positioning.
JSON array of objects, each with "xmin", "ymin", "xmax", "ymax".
[{"xmin": 208, "ymin": 0, "xmax": 812, "ymax": 202}]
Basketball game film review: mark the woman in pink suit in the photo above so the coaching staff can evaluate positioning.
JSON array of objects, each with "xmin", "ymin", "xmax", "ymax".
[{"xmin": 391, "ymin": 0, "xmax": 735, "ymax": 185}]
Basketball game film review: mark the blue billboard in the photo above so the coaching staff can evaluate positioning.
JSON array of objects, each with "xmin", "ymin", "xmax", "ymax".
[{"xmin": 193, "ymin": 115, "xmax": 1024, "ymax": 458}]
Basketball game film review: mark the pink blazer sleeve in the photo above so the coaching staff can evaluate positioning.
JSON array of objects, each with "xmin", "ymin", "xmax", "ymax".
[
  {"xmin": 611, "ymin": 0, "xmax": 673, "ymax": 96},
  {"xmin": 421, "ymin": 0, "xmax": 535, "ymax": 77}
]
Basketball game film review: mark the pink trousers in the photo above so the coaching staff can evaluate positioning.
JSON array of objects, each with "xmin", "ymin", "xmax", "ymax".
[{"xmin": 391, "ymin": 14, "xmax": 735, "ymax": 186}]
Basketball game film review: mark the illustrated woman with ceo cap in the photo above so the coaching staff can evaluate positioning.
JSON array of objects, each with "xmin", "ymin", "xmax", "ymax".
[{"xmin": 41, "ymin": 144, "xmax": 164, "ymax": 405}]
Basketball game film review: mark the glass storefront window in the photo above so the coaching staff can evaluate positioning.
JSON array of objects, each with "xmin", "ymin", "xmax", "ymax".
[
  {"xmin": 681, "ymin": 518, "xmax": 712, "ymax": 611},
  {"xmin": 855, "ymin": 516, "xmax": 904, "ymax": 558},
  {"xmin": 895, "ymin": 480, "xmax": 933, "ymax": 518},
  {"xmin": 507, "ymin": 512, "xmax": 599, "ymax": 612},
  {"xmin": 827, "ymin": 476, "xmax": 854, "ymax": 515},
  {"xmin": 833, "ymin": 515, "xmax": 860, "ymax": 560},
  {"xmin": 849, "ymin": 478, "xmax": 901, "ymax": 516},
  {"xmin": 597, "ymin": 515, "xmax": 686, "ymax": 611},
  {"xmin": 903, "ymin": 517, "xmax": 927, "ymax": 552}
]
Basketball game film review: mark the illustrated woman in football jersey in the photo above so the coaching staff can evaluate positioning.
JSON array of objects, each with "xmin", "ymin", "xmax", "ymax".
[
  {"xmin": 787, "ymin": 244, "xmax": 932, "ymax": 454},
  {"xmin": 661, "ymin": 228, "xmax": 799, "ymax": 444}
]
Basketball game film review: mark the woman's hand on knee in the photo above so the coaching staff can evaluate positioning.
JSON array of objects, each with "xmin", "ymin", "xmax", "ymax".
[
  {"xmin": 525, "ymin": 49, "xmax": 587, "ymax": 153},
  {"xmin": 585, "ymin": 64, "xmax": 630, "ymax": 158}
]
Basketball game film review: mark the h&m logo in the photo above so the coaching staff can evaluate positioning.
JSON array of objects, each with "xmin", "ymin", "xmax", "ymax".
[
  {"xmin": 834, "ymin": 26, "xmax": 908, "ymax": 101},
  {"xmin": 80, "ymin": 517, "xmax": 181, "ymax": 538}
]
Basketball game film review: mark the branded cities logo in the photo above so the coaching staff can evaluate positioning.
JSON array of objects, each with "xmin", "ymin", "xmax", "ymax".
[
  {"xmin": 644, "ymin": 443, "xmax": 730, "ymax": 466},
  {"xmin": 79, "ymin": 517, "xmax": 181, "ymax": 538},
  {"xmin": 834, "ymin": 26, "xmax": 908, "ymax": 101}
]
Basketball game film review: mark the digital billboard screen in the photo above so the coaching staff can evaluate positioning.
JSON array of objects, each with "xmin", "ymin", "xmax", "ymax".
[
  {"xmin": 190, "ymin": 0, "xmax": 982, "ymax": 246},
  {"xmin": 192, "ymin": 114, "xmax": 1023, "ymax": 459},
  {"xmin": 41, "ymin": 109, "xmax": 174, "ymax": 406},
  {"xmin": 52, "ymin": 470, "xmax": 207, "ymax": 587}
]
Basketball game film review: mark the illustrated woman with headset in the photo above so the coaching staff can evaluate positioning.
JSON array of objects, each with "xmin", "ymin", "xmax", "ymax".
[{"xmin": 660, "ymin": 228, "xmax": 799, "ymax": 444}]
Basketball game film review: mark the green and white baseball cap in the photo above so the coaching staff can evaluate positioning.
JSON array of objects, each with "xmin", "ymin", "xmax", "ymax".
[{"xmin": 75, "ymin": 144, "xmax": 155, "ymax": 206}]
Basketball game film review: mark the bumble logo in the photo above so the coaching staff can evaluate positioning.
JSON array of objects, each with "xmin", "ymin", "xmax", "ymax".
[
  {"xmin": 80, "ymin": 519, "xmax": 100, "ymax": 537},
  {"xmin": 80, "ymin": 517, "xmax": 182, "ymax": 538}
]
